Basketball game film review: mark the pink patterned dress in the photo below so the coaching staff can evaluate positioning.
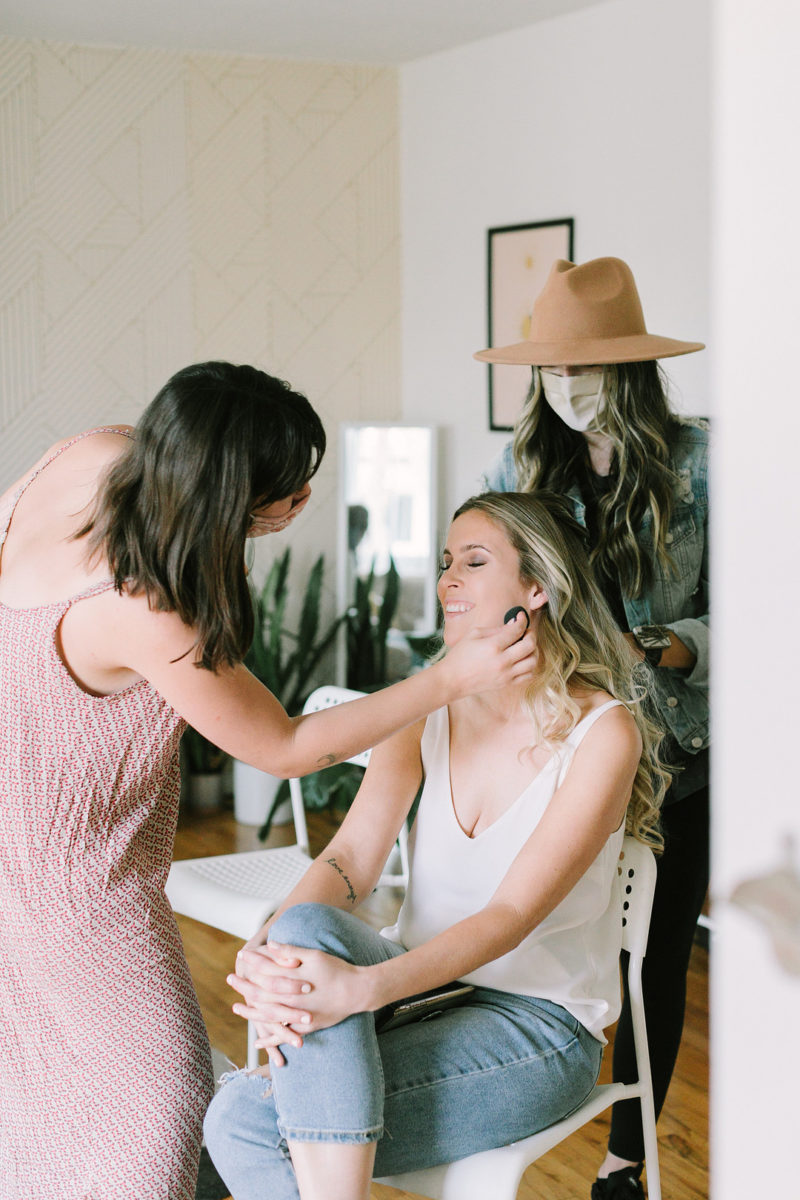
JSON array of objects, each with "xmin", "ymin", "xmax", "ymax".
[{"xmin": 0, "ymin": 435, "xmax": 214, "ymax": 1199}]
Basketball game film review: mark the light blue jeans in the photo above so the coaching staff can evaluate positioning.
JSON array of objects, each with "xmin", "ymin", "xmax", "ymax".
[{"xmin": 204, "ymin": 903, "xmax": 602, "ymax": 1200}]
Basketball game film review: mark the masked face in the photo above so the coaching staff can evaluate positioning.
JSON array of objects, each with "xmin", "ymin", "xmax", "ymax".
[
  {"xmin": 540, "ymin": 369, "xmax": 605, "ymax": 432},
  {"xmin": 247, "ymin": 483, "xmax": 311, "ymax": 537}
]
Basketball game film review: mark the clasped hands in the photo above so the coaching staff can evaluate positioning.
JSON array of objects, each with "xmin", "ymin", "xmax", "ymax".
[{"xmin": 228, "ymin": 941, "xmax": 366, "ymax": 1067}]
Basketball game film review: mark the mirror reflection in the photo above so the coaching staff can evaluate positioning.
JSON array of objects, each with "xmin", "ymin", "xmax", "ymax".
[{"xmin": 338, "ymin": 423, "xmax": 438, "ymax": 684}]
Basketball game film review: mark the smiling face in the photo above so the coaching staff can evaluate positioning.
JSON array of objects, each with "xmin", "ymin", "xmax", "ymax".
[{"xmin": 438, "ymin": 510, "xmax": 545, "ymax": 646}]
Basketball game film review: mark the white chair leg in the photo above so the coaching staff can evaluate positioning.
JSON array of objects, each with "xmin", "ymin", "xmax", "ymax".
[
  {"xmin": 247, "ymin": 1019, "xmax": 259, "ymax": 1070},
  {"xmin": 398, "ymin": 820, "xmax": 410, "ymax": 882},
  {"xmin": 628, "ymin": 954, "xmax": 661, "ymax": 1200}
]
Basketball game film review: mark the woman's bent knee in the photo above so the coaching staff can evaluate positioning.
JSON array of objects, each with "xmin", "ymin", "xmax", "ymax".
[
  {"xmin": 269, "ymin": 903, "xmax": 363, "ymax": 959},
  {"xmin": 269, "ymin": 902, "xmax": 402, "ymax": 971}
]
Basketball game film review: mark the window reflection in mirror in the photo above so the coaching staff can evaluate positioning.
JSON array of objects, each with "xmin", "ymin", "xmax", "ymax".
[{"xmin": 338, "ymin": 424, "xmax": 438, "ymax": 684}]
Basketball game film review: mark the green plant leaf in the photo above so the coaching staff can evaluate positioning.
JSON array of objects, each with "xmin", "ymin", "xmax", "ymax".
[
  {"xmin": 284, "ymin": 612, "xmax": 345, "ymax": 717},
  {"xmin": 268, "ymin": 587, "xmax": 289, "ymax": 689},
  {"xmin": 245, "ymin": 547, "xmax": 347, "ymax": 714},
  {"xmin": 405, "ymin": 631, "xmax": 442, "ymax": 661},
  {"xmin": 258, "ymin": 779, "xmax": 291, "ymax": 840},
  {"xmin": 297, "ymin": 554, "xmax": 324, "ymax": 650},
  {"xmin": 182, "ymin": 725, "xmax": 225, "ymax": 773},
  {"xmin": 377, "ymin": 555, "xmax": 400, "ymax": 641},
  {"xmin": 260, "ymin": 549, "xmax": 289, "ymax": 613},
  {"xmin": 257, "ymin": 764, "xmax": 364, "ymax": 844},
  {"xmin": 246, "ymin": 590, "xmax": 275, "ymax": 690},
  {"xmin": 376, "ymin": 555, "xmax": 400, "ymax": 681}
]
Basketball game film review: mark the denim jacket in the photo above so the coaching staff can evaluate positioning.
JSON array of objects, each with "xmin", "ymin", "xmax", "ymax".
[{"xmin": 482, "ymin": 420, "xmax": 709, "ymax": 754}]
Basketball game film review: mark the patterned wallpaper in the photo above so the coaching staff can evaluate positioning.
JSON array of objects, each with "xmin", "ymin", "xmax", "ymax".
[{"xmin": 0, "ymin": 37, "xmax": 401, "ymax": 598}]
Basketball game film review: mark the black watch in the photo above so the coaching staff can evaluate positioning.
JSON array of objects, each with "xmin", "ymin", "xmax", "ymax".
[{"xmin": 632, "ymin": 624, "xmax": 671, "ymax": 668}]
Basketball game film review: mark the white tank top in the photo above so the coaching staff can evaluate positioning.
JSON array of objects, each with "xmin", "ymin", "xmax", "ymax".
[{"xmin": 382, "ymin": 700, "xmax": 626, "ymax": 1041}]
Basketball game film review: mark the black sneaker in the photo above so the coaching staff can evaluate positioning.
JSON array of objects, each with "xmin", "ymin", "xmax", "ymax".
[{"xmin": 590, "ymin": 1162, "xmax": 645, "ymax": 1199}]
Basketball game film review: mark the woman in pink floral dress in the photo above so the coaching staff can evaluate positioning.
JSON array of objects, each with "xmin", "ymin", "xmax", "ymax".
[{"xmin": 0, "ymin": 361, "xmax": 535, "ymax": 1199}]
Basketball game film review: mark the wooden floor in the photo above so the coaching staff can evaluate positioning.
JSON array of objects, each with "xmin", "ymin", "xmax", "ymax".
[{"xmin": 174, "ymin": 803, "xmax": 709, "ymax": 1200}]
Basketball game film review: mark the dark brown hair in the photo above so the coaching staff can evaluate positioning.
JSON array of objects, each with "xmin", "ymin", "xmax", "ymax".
[
  {"xmin": 79, "ymin": 361, "xmax": 325, "ymax": 671},
  {"xmin": 512, "ymin": 361, "xmax": 680, "ymax": 596}
]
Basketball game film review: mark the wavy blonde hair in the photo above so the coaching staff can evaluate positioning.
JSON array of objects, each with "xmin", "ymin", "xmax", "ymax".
[
  {"xmin": 454, "ymin": 491, "xmax": 667, "ymax": 850},
  {"xmin": 511, "ymin": 361, "xmax": 681, "ymax": 597}
]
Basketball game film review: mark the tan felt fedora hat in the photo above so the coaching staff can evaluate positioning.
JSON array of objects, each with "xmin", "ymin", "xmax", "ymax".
[{"xmin": 474, "ymin": 256, "xmax": 705, "ymax": 367}]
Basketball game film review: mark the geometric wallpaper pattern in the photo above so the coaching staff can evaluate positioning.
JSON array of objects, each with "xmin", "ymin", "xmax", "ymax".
[{"xmin": 0, "ymin": 38, "xmax": 401, "ymax": 596}]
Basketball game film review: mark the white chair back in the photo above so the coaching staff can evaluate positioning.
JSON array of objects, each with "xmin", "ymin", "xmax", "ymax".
[
  {"xmin": 287, "ymin": 685, "xmax": 372, "ymax": 856},
  {"xmin": 166, "ymin": 683, "xmax": 410, "ymax": 1068},
  {"xmin": 376, "ymin": 836, "xmax": 661, "ymax": 1200},
  {"xmin": 617, "ymin": 836, "xmax": 657, "ymax": 956}
]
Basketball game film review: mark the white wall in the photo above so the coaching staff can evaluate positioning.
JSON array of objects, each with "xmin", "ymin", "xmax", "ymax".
[
  {"xmin": 712, "ymin": 0, "xmax": 800, "ymax": 1194},
  {"xmin": 403, "ymin": 2, "xmax": 800, "ymax": 1194},
  {"xmin": 0, "ymin": 39, "xmax": 401, "ymax": 602},
  {"xmin": 400, "ymin": 0, "xmax": 711, "ymax": 527}
]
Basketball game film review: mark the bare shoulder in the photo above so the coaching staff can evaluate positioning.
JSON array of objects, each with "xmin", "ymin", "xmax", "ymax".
[
  {"xmin": 0, "ymin": 436, "xmax": 74, "ymax": 508},
  {"xmin": 0, "ymin": 428, "xmax": 133, "ymax": 511},
  {"xmin": 82, "ymin": 423, "xmax": 135, "ymax": 445},
  {"xmin": 355, "ymin": 715, "xmax": 426, "ymax": 801},
  {"xmin": 364, "ymin": 714, "xmax": 426, "ymax": 767},
  {"xmin": 578, "ymin": 695, "xmax": 641, "ymax": 762},
  {"xmin": 552, "ymin": 697, "xmax": 642, "ymax": 826},
  {"xmin": 61, "ymin": 426, "xmax": 134, "ymax": 469}
]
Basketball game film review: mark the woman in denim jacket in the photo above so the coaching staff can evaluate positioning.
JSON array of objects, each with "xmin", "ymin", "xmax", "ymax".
[{"xmin": 477, "ymin": 256, "xmax": 708, "ymax": 1200}]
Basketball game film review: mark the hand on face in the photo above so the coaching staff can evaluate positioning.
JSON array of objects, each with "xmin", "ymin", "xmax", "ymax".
[
  {"xmin": 248, "ymin": 482, "xmax": 312, "ymax": 537},
  {"xmin": 441, "ymin": 616, "xmax": 540, "ymax": 697}
]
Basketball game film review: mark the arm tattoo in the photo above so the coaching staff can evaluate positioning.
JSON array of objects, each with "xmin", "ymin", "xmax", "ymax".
[
  {"xmin": 317, "ymin": 753, "xmax": 337, "ymax": 768},
  {"xmin": 325, "ymin": 857, "xmax": 357, "ymax": 905}
]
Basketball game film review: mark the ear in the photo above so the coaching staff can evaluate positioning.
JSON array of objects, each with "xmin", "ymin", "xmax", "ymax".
[{"xmin": 527, "ymin": 581, "xmax": 549, "ymax": 612}]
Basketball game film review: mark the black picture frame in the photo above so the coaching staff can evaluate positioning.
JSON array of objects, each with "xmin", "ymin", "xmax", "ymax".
[{"xmin": 486, "ymin": 218, "xmax": 575, "ymax": 431}]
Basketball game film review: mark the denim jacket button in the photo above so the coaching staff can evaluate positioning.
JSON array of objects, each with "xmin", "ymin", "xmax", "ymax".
[
  {"xmin": 667, "ymin": 697, "xmax": 678, "ymax": 708},
  {"xmin": 665, "ymin": 532, "xmax": 674, "ymax": 544},
  {"xmin": 691, "ymin": 737, "xmax": 703, "ymax": 749}
]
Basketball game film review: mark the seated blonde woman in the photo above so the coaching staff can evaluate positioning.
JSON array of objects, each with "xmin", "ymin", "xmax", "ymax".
[{"xmin": 204, "ymin": 490, "xmax": 666, "ymax": 1200}]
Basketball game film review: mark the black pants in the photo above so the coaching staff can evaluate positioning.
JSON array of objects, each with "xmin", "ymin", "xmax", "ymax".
[{"xmin": 608, "ymin": 786, "xmax": 710, "ymax": 1161}]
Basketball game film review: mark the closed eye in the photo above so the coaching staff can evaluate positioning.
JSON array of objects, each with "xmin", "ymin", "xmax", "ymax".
[{"xmin": 439, "ymin": 557, "xmax": 486, "ymax": 572}]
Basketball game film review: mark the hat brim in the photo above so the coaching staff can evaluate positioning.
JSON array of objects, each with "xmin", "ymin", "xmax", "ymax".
[{"xmin": 473, "ymin": 333, "xmax": 705, "ymax": 367}]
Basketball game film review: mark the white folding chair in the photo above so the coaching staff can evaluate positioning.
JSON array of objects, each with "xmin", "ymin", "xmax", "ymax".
[
  {"xmin": 376, "ymin": 837, "xmax": 661, "ymax": 1200},
  {"xmin": 166, "ymin": 684, "xmax": 409, "ymax": 1067}
]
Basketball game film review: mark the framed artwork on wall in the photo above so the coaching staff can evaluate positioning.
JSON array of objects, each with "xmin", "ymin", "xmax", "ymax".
[{"xmin": 486, "ymin": 218, "xmax": 575, "ymax": 431}]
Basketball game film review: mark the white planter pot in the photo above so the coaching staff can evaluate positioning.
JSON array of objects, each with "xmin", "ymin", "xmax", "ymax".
[{"xmin": 233, "ymin": 760, "xmax": 291, "ymax": 827}]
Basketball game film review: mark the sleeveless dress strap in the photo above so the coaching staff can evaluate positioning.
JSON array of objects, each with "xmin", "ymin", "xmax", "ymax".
[
  {"xmin": 0, "ymin": 427, "xmax": 133, "ymax": 548},
  {"xmin": 61, "ymin": 579, "xmax": 118, "ymax": 608}
]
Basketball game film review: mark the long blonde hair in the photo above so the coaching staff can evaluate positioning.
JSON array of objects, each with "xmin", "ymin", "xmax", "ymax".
[
  {"xmin": 455, "ymin": 491, "xmax": 667, "ymax": 850},
  {"xmin": 512, "ymin": 361, "xmax": 684, "ymax": 597}
]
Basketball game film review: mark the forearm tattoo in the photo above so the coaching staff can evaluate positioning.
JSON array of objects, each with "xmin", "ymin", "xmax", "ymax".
[
  {"xmin": 325, "ymin": 856, "xmax": 357, "ymax": 905},
  {"xmin": 317, "ymin": 753, "xmax": 337, "ymax": 767}
]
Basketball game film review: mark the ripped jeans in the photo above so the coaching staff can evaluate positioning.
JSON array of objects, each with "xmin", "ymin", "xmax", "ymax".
[{"xmin": 203, "ymin": 903, "xmax": 602, "ymax": 1200}]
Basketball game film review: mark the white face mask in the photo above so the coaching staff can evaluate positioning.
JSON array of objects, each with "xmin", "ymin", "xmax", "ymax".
[{"xmin": 540, "ymin": 370, "xmax": 605, "ymax": 431}]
